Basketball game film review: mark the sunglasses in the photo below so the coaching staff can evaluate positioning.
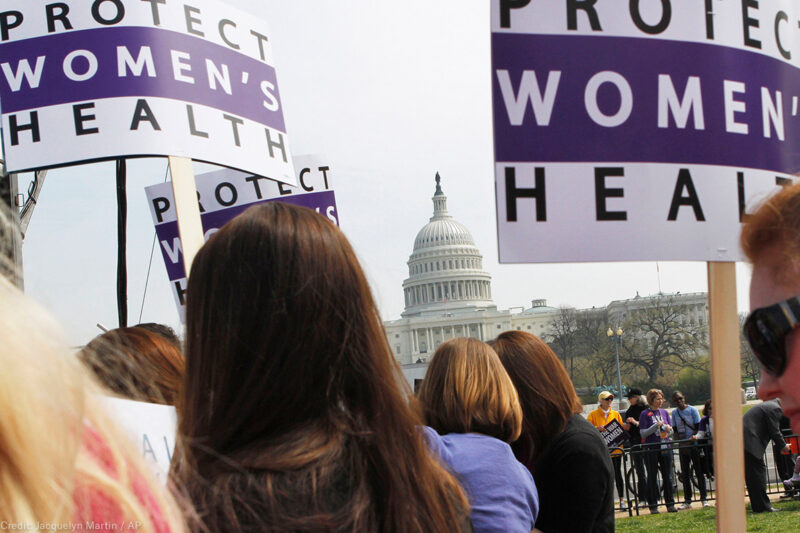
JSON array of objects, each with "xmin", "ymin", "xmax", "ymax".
[{"xmin": 743, "ymin": 294, "xmax": 800, "ymax": 377}]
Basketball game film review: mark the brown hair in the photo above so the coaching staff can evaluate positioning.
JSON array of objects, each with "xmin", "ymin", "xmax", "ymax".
[
  {"xmin": 487, "ymin": 331, "xmax": 582, "ymax": 470},
  {"xmin": 741, "ymin": 181, "xmax": 800, "ymax": 279},
  {"xmin": 418, "ymin": 337, "xmax": 522, "ymax": 443},
  {"xmin": 171, "ymin": 202, "xmax": 468, "ymax": 532},
  {"xmin": 646, "ymin": 389, "xmax": 664, "ymax": 407},
  {"xmin": 79, "ymin": 326, "xmax": 184, "ymax": 405}
]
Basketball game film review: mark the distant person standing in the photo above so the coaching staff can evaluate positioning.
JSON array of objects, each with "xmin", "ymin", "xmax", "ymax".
[
  {"xmin": 639, "ymin": 389, "xmax": 676, "ymax": 514},
  {"xmin": 742, "ymin": 399, "xmax": 789, "ymax": 513},
  {"xmin": 587, "ymin": 391, "xmax": 629, "ymax": 510},
  {"xmin": 623, "ymin": 388, "xmax": 648, "ymax": 504},
  {"xmin": 670, "ymin": 391, "xmax": 709, "ymax": 509},
  {"xmin": 696, "ymin": 400, "xmax": 714, "ymax": 480}
]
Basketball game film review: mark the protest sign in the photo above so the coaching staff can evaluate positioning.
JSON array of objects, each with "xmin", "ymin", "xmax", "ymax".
[
  {"xmin": 145, "ymin": 155, "xmax": 338, "ymax": 320},
  {"xmin": 602, "ymin": 418, "xmax": 628, "ymax": 450},
  {"xmin": 492, "ymin": 1, "xmax": 799, "ymax": 262},
  {"xmin": 0, "ymin": 0, "xmax": 295, "ymax": 186},
  {"xmin": 99, "ymin": 396, "xmax": 176, "ymax": 484}
]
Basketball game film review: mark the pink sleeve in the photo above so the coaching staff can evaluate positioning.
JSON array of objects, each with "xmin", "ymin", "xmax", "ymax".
[{"xmin": 73, "ymin": 428, "xmax": 173, "ymax": 533}]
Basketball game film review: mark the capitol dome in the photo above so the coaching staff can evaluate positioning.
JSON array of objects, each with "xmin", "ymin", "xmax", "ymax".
[{"xmin": 402, "ymin": 173, "xmax": 494, "ymax": 317}]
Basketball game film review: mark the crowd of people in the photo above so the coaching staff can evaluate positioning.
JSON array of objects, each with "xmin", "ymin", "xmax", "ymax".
[
  {"xmin": 3, "ymin": 180, "xmax": 800, "ymax": 531},
  {"xmin": 587, "ymin": 387, "xmax": 714, "ymax": 514}
]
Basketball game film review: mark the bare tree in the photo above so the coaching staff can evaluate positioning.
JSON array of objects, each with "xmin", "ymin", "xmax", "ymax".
[
  {"xmin": 546, "ymin": 307, "xmax": 579, "ymax": 379},
  {"xmin": 574, "ymin": 340, "xmax": 618, "ymax": 388},
  {"xmin": 739, "ymin": 313, "xmax": 760, "ymax": 387},
  {"xmin": 618, "ymin": 295, "xmax": 708, "ymax": 384}
]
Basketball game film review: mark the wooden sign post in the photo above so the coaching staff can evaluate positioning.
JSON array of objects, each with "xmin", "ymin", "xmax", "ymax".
[
  {"xmin": 707, "ymin": 262, "xmax": 746, "ymax": 532},
  {"xmin": 168, "ymin": 156, "xmax": 205, "ymax": 278}
]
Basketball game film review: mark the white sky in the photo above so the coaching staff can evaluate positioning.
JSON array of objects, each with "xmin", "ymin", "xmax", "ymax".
[{"xmin": 17, "ymin": 1, "xmax": 754, "ymax": 346}]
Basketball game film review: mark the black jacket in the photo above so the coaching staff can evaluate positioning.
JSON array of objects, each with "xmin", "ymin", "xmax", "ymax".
[{"xmin": 743, "ymin": 400, "xmax": 786, "ymax": 457}]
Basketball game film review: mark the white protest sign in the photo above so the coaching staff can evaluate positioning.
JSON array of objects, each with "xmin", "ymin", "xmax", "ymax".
[
  {"xmin": 0, "ymin": 0, "xmax": 295, "ymax": 185},
  {"xmin": 492, "ymin": 1, "xmax": 800, "ymax": 262},
  {"xmin": 145, "ymin": 155, "xmax": 338, "ymax": 320},
  {"xmin": 99, "ymin": 396, "xmax": 176, "ymax": 485}
]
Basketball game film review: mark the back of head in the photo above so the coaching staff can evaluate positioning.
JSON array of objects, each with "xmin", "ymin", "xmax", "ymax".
[
  {"xmin": 418, "ymin": 337, "xmax": 522, "ymax": 442},
  {"xmin": 741, "ymin": 181, "xmax": 800, "ymax": 279},
  {"xmin": 174, "ymin": 202, "xmax": 467, "ymax": 532},
  {"xmin": 488, "ymin": 330, "xmax": 582, "ymax": 467},
  {"xmin": 135, "ymin": 322, "xmax": 182, "ymax": 349},
  {"xmin": 79, "ymin": 326, "xmax": 184, "ymax": 405}
]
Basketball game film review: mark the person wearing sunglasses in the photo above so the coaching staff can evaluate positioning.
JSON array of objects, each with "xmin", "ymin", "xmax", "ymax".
[
  {"xmin": 741, "ymin": 182, "xmax": 800, "ymax": 434},
  {"xmin": 587, "ymin": 391, "xmax": 630, "ymax": 511},
  {"xmin": 740, "ymin": 182, "xmax": 800, "ymax": 512}
]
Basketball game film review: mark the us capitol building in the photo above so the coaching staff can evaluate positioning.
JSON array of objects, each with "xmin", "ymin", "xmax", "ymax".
[{"xmin": 383, "ymin": 174, "xmax": 708, "ymax": 384}]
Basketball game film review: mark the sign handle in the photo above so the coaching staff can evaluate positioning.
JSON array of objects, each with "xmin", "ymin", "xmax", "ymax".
[
  {"xmin": 168, "ymin": 156, "xmax": 204, "ymax": 277},
  {"xmin": 707, "ymin": 261, "xmax": 746, "ymax": 532}
]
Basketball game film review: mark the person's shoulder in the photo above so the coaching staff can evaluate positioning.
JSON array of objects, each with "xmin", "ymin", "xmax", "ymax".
[
  {"xmin": 439, "ymin": 432, "xmax": 514, "ymax": 460},
  {"xmin": 558, "ymin": 415, "xmax": 607, "ymax": 446},
  {"xmin": 548, "ymin": 416, "xmax": 612, "ymax": 463},
  {"xmin": 422, "ymin": 426, "xmax": 451, "ymax": 462}
]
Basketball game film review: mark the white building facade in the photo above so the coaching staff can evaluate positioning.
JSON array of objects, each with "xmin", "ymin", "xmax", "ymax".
[{"xmin": 385, "ymin": 174, "xmax": 709, "ymax": 376}]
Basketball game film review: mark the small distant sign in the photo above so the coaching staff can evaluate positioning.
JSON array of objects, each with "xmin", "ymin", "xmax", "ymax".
[
  {"xmin": 602, "ymin": 418, "xmax": 628, "ymax": 449},
  {"xmin": 145, "ymin": 155, "xmax": 338, "ymax": 320},
  {"xmin": 0, "ymin": 0, "xmax": 295, "ymax": 184}
]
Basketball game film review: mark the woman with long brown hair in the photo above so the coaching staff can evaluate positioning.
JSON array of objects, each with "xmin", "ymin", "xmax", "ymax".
[
  {"xmin": 488, "ymin": 330, "xmax": 614, "ymax": 533},
  {"xmin": 170, "ymin": 202, "xmax": 469, "ymax": 532},
  {"xmin": 418, "ymin": 337, "xmax": 538, "ymax": 533}
]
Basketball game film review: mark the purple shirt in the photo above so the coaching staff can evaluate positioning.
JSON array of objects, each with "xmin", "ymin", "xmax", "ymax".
[
  {"xmin": 424, "ymin": 427, "xmax": 539, "ymax": 533},
  {"xmin": 639, "ymin": 408, "xmax": 673, "ymax": 445}
]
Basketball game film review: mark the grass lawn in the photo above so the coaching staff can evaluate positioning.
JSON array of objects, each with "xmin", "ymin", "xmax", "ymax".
[{"xmin": 616, "ymin": 500, "xmax": 800, "ymax": 532}]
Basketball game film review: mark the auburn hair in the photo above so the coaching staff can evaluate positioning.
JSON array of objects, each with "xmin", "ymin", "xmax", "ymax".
[
  {"xmin": 79, "ymin": 326, "xmax": 184, "ymax": 406},
  {"xmin": 418, "ymin": 337, "xmax": 522, "ymax": 443},
  {"xmin": 487, "ymin": 330, "xmax": 582, "ymax": 470},
  {"xmin": 741, "ymin": 181, "xmax": 800, "ymax": 280},
  {"xmin": 171, "ymin": 202, "xmax": 468, "ymax": 532}
]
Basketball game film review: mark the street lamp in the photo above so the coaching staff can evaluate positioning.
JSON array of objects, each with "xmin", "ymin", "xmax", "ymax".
[{"xmin": 607, "ymin": 327, "xmax": 624, "ymax": 411}]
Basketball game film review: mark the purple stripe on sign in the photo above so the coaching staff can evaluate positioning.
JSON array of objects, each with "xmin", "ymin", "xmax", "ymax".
[
  {"xmin": 492, "ymin": 33, "xmax": 800, "ymax": 174},
  {"xmin": 0, "ymin": 27, "xmax": 285, "ymax": 132},
  {"xmin": 155, "ymin": 190, "xmax": 338, "ymax": 280}
]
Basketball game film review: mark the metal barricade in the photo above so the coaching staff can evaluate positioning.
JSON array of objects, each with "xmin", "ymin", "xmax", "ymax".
[{"xmin": 613, "ymin": 438, "xmax": 715, "ymax": 516}]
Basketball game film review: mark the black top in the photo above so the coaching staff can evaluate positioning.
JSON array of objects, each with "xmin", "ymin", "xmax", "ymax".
[
  {"xmin": 521, "ymin": 414, "xmax": 614, "ymax": 533},
  {"xmin": 625, "ymin": 402, "xmax": 647, "ymax": 445},
  {"xmin": 743, "ymin": 399, "xmax": 786, "ymax": 457}
]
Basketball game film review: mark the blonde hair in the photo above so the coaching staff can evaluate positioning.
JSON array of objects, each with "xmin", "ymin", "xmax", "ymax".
[
  {"xmin": 0, "ymin": 207, "xmax": 186, "ymax": 530},
  {"xmin": 418, "ymin": 337, "xmax": 523, "ymax": 443}
]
